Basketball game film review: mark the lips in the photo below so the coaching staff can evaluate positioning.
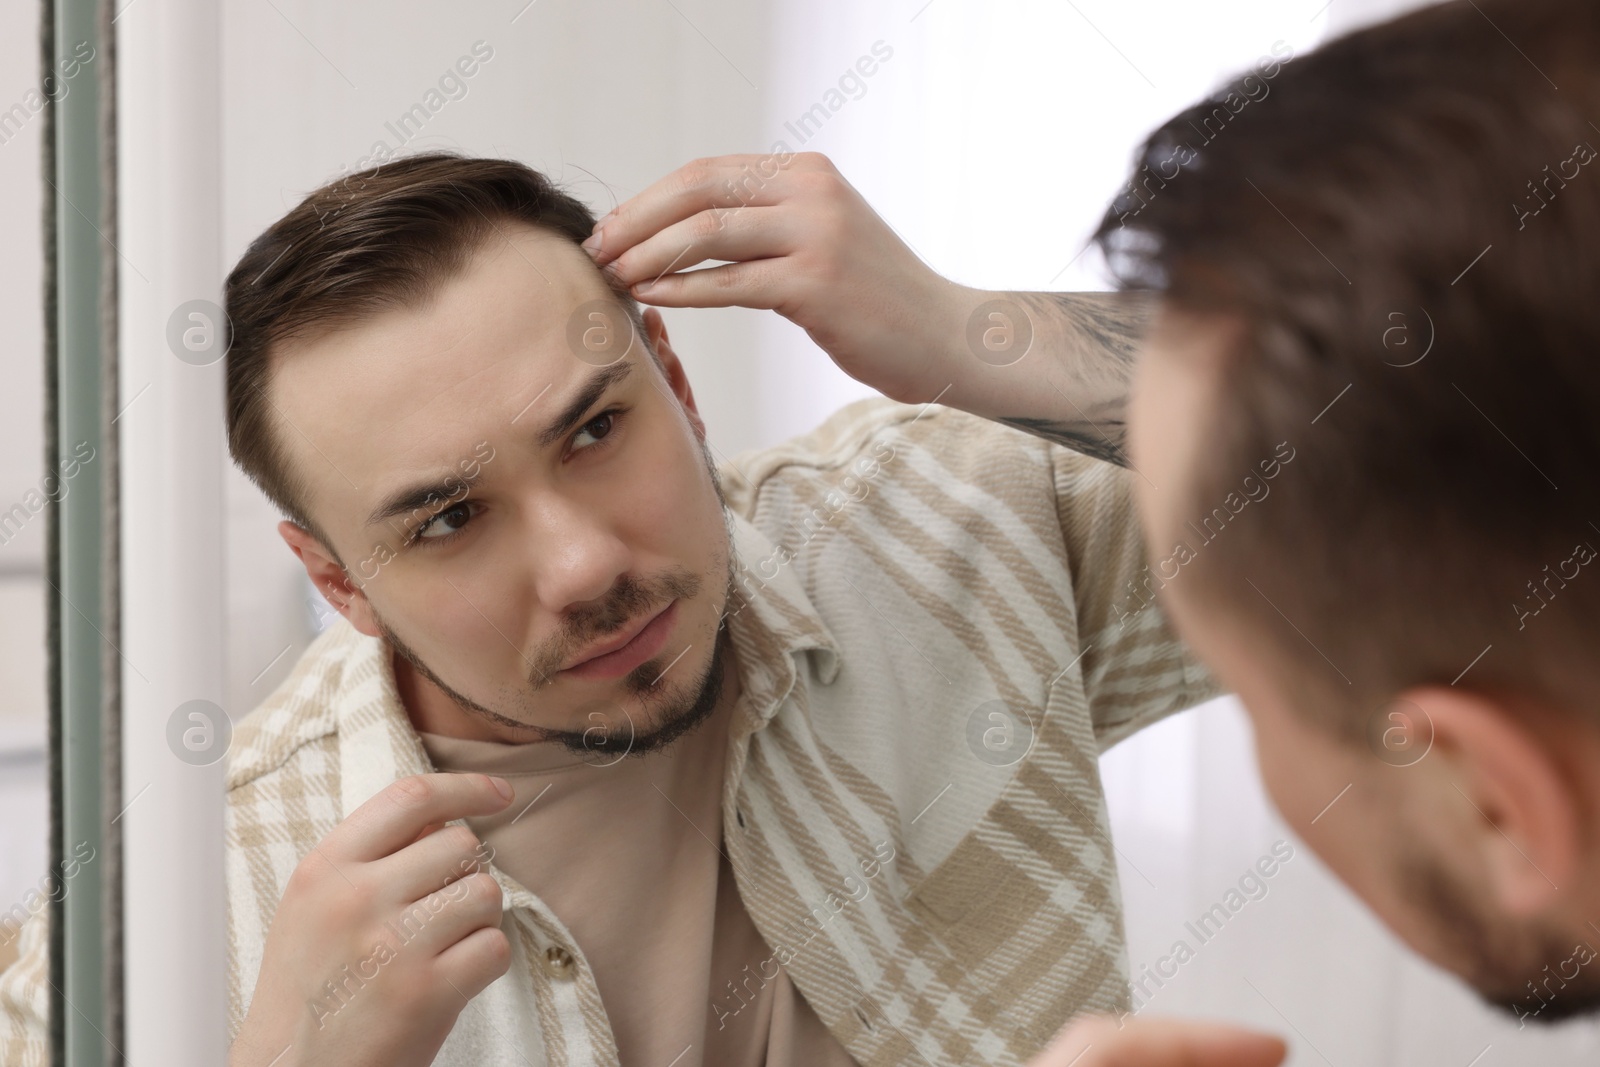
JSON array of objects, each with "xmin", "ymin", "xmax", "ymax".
[{"xmin": 560, "ymin": 600, "xmax": 679, "ymax": 680}]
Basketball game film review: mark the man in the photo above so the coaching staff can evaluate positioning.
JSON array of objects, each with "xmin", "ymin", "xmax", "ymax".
[
  {"xmin": 223, "ymin": 156, "xmax": 1216, "ymax": 1067},
  {"xmin": 591, "ymin": 0, "xmax": 1600, "ymax": 1063},
  {"xmin": 0, "ymin": 152, "xmax": 1213, "ymax": 1066}
]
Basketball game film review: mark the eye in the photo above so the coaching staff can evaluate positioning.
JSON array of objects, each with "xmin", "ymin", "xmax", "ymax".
[
  {"xmin": 571, "ymin": 410, "xmax": 620, "ymax": 451},
  {"xmin": 413, "ymin": 500, "xmax": 477, "ymax": 544}
]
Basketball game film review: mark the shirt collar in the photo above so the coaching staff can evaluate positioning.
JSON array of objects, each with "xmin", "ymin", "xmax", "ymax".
[{"xmin": 720, "ymin": 507, "xmax": 841, "ymax": 731}]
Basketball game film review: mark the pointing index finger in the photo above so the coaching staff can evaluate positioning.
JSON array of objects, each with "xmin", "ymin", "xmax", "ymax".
[{"xmin": 327, "ymin": 772, "xmax": 514, "ymax": 864}]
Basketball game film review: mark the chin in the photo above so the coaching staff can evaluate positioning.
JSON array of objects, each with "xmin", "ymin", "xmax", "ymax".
[
  {"xmin": 1395, "ymin": 852, "xmax": 1600, "ymax": 1025},
  {"xmin": 555, "ymin": 625, "xmax": 728, "ymax": 758}
]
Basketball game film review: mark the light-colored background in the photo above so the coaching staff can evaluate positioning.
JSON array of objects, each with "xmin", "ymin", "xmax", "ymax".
[
  {"xmin": 0, "ymin": 0, "xmax": 55, "ymax": 975},
  {"xmin": 3, "ymin": 0, "xmax": 1599, "ymax": 1061}
]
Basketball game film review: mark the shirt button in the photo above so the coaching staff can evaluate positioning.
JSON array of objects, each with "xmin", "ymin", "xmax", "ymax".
[{"xmin": 543, "ymin": 945, "xmax": 576, "ymax": 979}]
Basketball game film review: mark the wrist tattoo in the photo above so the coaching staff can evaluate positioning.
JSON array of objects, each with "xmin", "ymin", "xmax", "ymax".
[{"xmin": 998, "ymin": 416, "xmax": 1128, "ymax": 466}]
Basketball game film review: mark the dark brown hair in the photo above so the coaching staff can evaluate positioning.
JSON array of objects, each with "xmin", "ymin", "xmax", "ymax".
[
  {"xmin": 1095, "ymin": 0, "xmax": 1600, "ymax": 728},
  {"xmin": 224, "ymin": 151, "xmax": 639, "ymax": 546}
]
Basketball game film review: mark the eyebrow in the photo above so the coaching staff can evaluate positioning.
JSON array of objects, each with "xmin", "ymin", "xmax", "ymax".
[
  {"xmin": 363, "ymin": 359, "xmax": 635, "ymax": 531},
  {"xmin": 537, "ymin": 359, "xmax": 633, "ymax": 448}
]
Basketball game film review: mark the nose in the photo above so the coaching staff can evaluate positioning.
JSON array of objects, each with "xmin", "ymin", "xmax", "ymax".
[{"xmin": 523, "ymin": 488, "xmax": 633, "ymax": 617}]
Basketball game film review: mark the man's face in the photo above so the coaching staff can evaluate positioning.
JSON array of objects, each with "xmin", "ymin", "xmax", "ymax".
[
  {"xmin": 1127, "ymin": 305, "xmax": 1600, "ymax": 1024},
  {"xmin": 270, "ymin": 222, "xmax": 733, "ymax": 753}
]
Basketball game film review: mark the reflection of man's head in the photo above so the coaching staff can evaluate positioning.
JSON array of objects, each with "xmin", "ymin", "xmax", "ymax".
[
  {"xmin": 224, "ymin": 153, "xmax": 734, "ymax": 757},
  {"xmin": 1105, "ymin": 0, "xmax": 1600, "ymax": 1024}
]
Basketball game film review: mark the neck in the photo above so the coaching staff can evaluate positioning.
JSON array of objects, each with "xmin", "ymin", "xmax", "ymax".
[{"xmin": 392, "ymin": 648, "xmax": 518, "ymax": 741}]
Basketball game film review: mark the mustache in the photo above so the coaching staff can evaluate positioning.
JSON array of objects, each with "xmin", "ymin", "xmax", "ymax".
[{"xmin": 528, "ymin": 567, "xmax": 701, "ymax": 684}]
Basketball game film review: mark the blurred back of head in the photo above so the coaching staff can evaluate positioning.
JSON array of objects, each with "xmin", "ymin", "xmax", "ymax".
[{"xmin": 1096, "ymin": 0, "xmax": 1600, "ymax": 730}]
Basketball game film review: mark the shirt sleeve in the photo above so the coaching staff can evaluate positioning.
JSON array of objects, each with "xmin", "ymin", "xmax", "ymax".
[
  {"xmin": 0, "ymin": 907, "xmax": 51, "ymax": 1066},
  {"xmin": 1049, "ymin": 445, "xmax": 1225, "ymax": 751}
]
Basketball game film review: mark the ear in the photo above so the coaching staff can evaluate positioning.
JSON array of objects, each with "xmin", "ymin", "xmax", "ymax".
[
  {"xmin": 1408, "ymin": 684, "xmax": 1583, "ymax": 917},
  {"xmin": 277, "ymin": 520, "xmax": 383, "ymax": 639},
  {"xmin": 641, "ymin": 308, "xmax": 706, "ymax": 440}
]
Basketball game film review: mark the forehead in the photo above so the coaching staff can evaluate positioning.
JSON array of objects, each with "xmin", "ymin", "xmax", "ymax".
[
  {"xmin": 1129, "ymin": 305, "xmax": 1241, "ymax": 535},
  {"xmin": 267, "ymin": 223, "xmax": 620, "ymax": 531},
  {"xmin": 1130, "ymin": 305, "xmax": 1280, "ymax": 693}
]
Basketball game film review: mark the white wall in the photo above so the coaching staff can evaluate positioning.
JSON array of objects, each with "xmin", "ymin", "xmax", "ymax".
[{"xmin": 0, "ymin": 0, "xmax": 53, "ymax": 956}]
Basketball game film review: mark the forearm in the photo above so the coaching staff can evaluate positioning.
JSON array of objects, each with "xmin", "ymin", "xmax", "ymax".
[
  {"xmin": 929, "ymin": 287, "xmax": 1156, "ymax": 467},
  {"xmin": 585, "ymin": 153, "xmax": 1153, "ymax": 461}
]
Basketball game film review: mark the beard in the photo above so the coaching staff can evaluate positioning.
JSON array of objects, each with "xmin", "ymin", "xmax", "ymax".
[
  {"xmin": 1402, "ymin": 852, "xmax": 1600, "ymax": 1026},
  {"xmin": 381, "ymin": 606, "xmax": 730, "ymax": 759}
]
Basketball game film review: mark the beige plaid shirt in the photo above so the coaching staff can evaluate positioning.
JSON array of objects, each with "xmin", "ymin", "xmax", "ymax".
[{"xmin": 0, "ymin": 398, "xmax": 1215, "ymax": 1066}]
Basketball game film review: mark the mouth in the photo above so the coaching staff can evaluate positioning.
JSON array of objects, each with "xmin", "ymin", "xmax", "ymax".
[{"xmin": 560, "ymin": 600, "xmax": 680, "ymax": 681}]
